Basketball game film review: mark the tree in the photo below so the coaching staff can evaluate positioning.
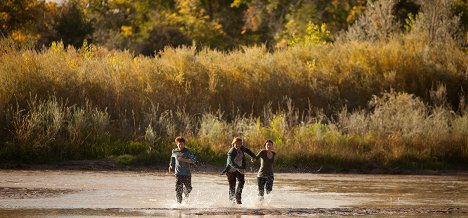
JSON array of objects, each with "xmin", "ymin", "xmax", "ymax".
[
  {"xmin": 55, "ymin": 1, "xmax": 93, "ymax": 48},
  {"xmin": 411, "ymin": 0, "xmax": 462, "ymax": 46},
  {"xmin": 394, "ymin": 0, "xmax": 420, "ymax": 29},
  {"xmin": 135, "ymin": 24, "xmax": 192, "ymax": 56},
  {"xmin": 1, "ymin": 0, "xmax": 40, "ymax": 35},
  {"xmin": 167, "ymin": 0, "xmax": 230, "ymax": 49},
  {"xmin": 0, "ymin": 0, "xmax": 56, "ymax": 43},
  {"xmin": 339, "ymin": 0, "xmax": 400, "ymax": 42},
  {"xmin": 232, "ymin": 0, "xmax": 366, "ymax": 48},
  {"xmin": 454, "ymin": 0, "xmax": 468, "ymax": 31},
  {"xmin": 288, "ymin": 22, "xmax": 332, "ymax": 46}
]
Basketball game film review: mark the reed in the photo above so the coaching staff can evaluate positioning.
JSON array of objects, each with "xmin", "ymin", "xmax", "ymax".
[{"xmin": 0, "ymin": 33, "xmax": 467, "ymax": 168}]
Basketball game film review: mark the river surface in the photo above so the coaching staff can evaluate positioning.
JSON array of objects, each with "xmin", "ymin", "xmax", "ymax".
[{"xmin": 0, "ymin": 170, "xmax": 467, "ymax": 217}]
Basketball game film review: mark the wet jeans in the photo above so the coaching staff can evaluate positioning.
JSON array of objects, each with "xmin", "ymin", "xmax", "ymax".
[
  {"xmin": 257, "ymin": 176, "xmax": 274, "ymax": 197},
  {"xmin": 175, "ymin": 175, "xmax": 192, "ymax": 203},
  {"xmin": 226, "ymin": 171, "xmax": 244, "ymax": 203}
]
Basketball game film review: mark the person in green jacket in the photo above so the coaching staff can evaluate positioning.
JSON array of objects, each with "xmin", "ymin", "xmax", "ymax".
[
  {"xmin": 168, "ymin": 136, "xmax": 196, "ymax": 204},
  {"xmin": 253, "ymin": 139, "xmax": 276, "ymax": 201},
  {"xmin": 223, "ymin": 137, "xmax": 256, "ymax": 204}
]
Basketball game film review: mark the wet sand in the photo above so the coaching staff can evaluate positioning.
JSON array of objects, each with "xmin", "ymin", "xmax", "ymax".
[
  {"xmin": 0, "ymin": 170, "xmax": 467, "ymax": 217},
  {"xmin": 0, "ymin": 207, "xmax": 466, "ymax": 217}
]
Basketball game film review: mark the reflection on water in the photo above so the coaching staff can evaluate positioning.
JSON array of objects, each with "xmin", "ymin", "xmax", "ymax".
[
  {"xmin": 278, "ymin": 173, "xmax": 468, "ymax": 208},
  {"xmin": 0, "ymin": 170, "xmax": 467, "ymax": 217}
]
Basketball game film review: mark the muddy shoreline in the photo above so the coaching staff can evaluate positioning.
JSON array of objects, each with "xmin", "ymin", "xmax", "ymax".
[
  {"xmin": 1, "ymin": 160, "xmax": 467, "ymax": 176},
  {"xmin": 0, "ymin": 207, "xmax": 467, "ymax": 216}
]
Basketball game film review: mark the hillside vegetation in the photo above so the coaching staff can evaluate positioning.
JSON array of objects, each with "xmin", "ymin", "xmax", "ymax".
[{"xmin": 0, "ymin": 0, "xmax": 467, "ymax": 169}]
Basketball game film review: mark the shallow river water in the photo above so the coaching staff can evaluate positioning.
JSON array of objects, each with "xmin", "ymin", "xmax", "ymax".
[{"xmin": 0, "ymin": 170, "xmax": 467, "ymax": 217}]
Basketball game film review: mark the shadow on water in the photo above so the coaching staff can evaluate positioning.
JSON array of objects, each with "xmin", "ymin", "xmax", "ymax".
[{"xmin": 0, "ymin": 171, "xmax": 467, "ymax": 217}]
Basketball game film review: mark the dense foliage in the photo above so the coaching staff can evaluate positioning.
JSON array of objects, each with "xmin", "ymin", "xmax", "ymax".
[
  {"xmin": 0, "ymin": 0, "xmax": 467, "ymax": 169},
  {"xmin": 1, "ymin": 0, "xmax": 467, "ymax": 54}
]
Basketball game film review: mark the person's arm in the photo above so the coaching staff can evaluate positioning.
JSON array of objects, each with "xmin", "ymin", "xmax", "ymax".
[
  {"xmin": 188, "ymin": 151, "xmax": 197, "ymax": 165},
  {"xmin": 227, "ymin": 149, "xmax": 242, "ymax": 169},
  {"xmin": 178, "ymin": 150, "xmax": 196, "ymax": 164},
  {"xmin": 169, "ymin": 154, "xmax": 175, "ymax": 172},
  {"xmin": 242, "ymin": 146, "xmax": 257, "ymax": 159},
  {"xmin": 252, "ymin": 150, "xmax": 263, "ymax": 162}
]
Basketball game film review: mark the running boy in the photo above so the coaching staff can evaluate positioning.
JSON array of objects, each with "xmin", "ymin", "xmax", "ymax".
[{"xmin": 169, "ymin": 136, "xmax": 196, "ymax": 204}]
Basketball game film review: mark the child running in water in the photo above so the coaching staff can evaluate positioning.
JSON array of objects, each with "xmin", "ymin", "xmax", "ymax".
[
  {"xmin": 221, "ymin": 137, "xmax": 256, "ymax": 204},
  {"xmin": 168, "ymin": 136, "xmax": 196, "ymax": 204},
  {"xmin": 253, "ymin": 139, "xmax": 276, "ymax": 201}
]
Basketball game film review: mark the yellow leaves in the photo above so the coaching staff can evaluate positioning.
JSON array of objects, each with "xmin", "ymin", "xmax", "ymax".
[
  {"xmin": 66, "ymin": 59, "xmax": 78, "ymax": 70},
  {"xmin": 45, "ymin": 2, "xmax": 58, "ymax": 10},
  {"xmin": 347, "ymin": 6, "xmax": 366, "ymax": 24},
  {"xmin": 177, "ymin": 0, "xmax": 198, "ymax": 15},
  {"xmin": 9, "ymin": 30, "xmax": 40, "ymax": 43},
  {"xmin": 80, "ymin": 40, "xmax": 94, "ymax": 59},
  {"xmin": 50, "ymin": 42, "xmax": 64, "ymax": 53},
  {"xmin": 211, "ymin": 22, "xmax": 223, "ymax": 31},
  {"xmin": 288, "ymin": 22, "xmax": 332, "ymax": 46},
  {"xmin": 230, "ymin": 0, "xmax": 245, "ymax": 8},
  {"xmin": 120, "ymin": 25, "xmax": 133, "ymax": 37},
  {"xmin": 285, "ymin": 19, "xmax": 297, "ymax": 33},
  {"xmin": 11, "ymin": 30, "xmax": 28, "ymax": 42}
]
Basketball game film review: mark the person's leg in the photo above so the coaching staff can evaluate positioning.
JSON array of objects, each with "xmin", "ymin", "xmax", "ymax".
[
  {"xmin": 257, "ymin": 177, "xmax": 267, "ymax": 197},
  {"xmin": 235, "ymin": 172, "xmax": 245, "ymax": 204},
  {"xmin": 226, "ymin": 172, "xmax": 237, "ymax": 201},
  {"xmin": 183, "ymin": 175, "xmax": 192, "ymax": 198},
  {"xmin": 175, "ymin": 176, "xmax": 183, "ymax": 203},
  {"xmin": 265, "ymin": 176, "xmax": 274, "ymax": 195}
]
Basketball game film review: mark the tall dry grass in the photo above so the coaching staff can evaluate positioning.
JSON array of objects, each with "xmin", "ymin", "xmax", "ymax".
[{"xmin": 0, "ymin": 1, "xmax": 467, "ymax": 167}]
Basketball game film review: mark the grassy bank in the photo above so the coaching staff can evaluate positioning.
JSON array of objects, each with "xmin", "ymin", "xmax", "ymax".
[{"xmin": 0, "ymin": 34, "xmax": 467, "ymax": 169}]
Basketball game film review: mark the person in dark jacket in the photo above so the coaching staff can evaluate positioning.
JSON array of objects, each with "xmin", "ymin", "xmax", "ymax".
[
  {"xmin": 169, "ymin": 136, "xmax": 196, "ymax": 204},
  {"xmin": 223, "ymin": 137, "xmax": 256, "ymax": 204},
  {"xmin": 253, "ymin": 139, "xmax": 276, "ymax": 201}
]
